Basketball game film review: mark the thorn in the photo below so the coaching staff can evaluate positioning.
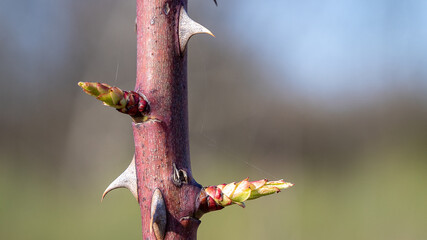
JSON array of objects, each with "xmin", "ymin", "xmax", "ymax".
[
  {"xmin": 213, "ymin": 0, "xmax": 218, "ymax": 6},
  {"xmin": 150, "ymin": 189, "xmax": 167, "ymax": 240},
  {"xmin": 102, "ymin": 156, "xmax": 138, "ymax": 201},
  {"xmin": 178, "ymin": 6, "xmax": 214, "ymax": 54}
]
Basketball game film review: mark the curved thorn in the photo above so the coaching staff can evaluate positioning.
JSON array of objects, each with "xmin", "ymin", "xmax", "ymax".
[
  {"xmin": 101, "ymin": 156, "xmax": 138, "ymax": 201},
  {"xmin": 179, "ymin": 6, "xmax": 214, "ymax": 54}
]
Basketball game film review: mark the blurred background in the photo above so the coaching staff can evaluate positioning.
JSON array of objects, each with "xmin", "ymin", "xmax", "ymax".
[{"xmin": 1, "ymin": 0, "xmax": 427, "ymax": 239}]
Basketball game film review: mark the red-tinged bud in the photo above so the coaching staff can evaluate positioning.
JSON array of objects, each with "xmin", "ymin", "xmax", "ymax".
[
  {"xmin": 78, "ymin": 82, "xmax": 150, "ymax": 120},
  {"xmin": 197, "ymin": 177, "xmax": 293, "ymax": 217}
]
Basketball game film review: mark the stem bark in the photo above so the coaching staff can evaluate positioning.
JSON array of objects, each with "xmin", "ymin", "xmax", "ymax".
[{"xmin": 134, "ymin": 1, "xmax": 201, "ymax": 239}]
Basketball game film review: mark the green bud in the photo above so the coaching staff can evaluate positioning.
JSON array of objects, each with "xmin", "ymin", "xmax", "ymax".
[
  {"xmin": 78, "ymin": 82, "xmax": 149, "ymax": 119},
  {"xmin": 204, "ymin": 178, "xmax": 293, "ymax": 209}
]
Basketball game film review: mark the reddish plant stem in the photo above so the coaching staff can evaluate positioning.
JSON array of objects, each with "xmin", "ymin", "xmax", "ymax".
[{"xmin": 134, "ymin": 0, "xmax": 201, "ymax": 239}]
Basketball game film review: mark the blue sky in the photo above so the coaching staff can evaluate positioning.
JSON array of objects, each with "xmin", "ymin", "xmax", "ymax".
[
  {"xmin": 2, "ymin": 0, "xmax": 426, "ymax": 101},
  {"xmin": 218, "ymin": 0, "xmax": 427, "ymax": 98}
]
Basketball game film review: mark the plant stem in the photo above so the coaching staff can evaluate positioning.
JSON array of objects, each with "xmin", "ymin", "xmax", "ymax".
[{"xmin": 134, "ymin": 1, "xmax": 201, "ymax": 239}]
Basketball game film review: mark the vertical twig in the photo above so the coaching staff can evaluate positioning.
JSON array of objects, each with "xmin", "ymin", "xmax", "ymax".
[{"xmin": 134, "ymin": 1, "xmax": 201, "ymax": 239}]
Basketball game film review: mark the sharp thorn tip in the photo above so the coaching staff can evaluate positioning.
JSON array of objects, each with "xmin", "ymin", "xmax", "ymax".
[
  {"xmin": 178, "ymin": 7, "xmax": 214, "ymax": 54},
  {"xmin": 100, "ymin": 156, "xmax": 138, "ymax": 202}
]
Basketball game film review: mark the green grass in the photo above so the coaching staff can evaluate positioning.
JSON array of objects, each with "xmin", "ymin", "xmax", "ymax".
[{"xmin": 1, "ymin": 148, "xmax": 426, "ymax": 239}]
